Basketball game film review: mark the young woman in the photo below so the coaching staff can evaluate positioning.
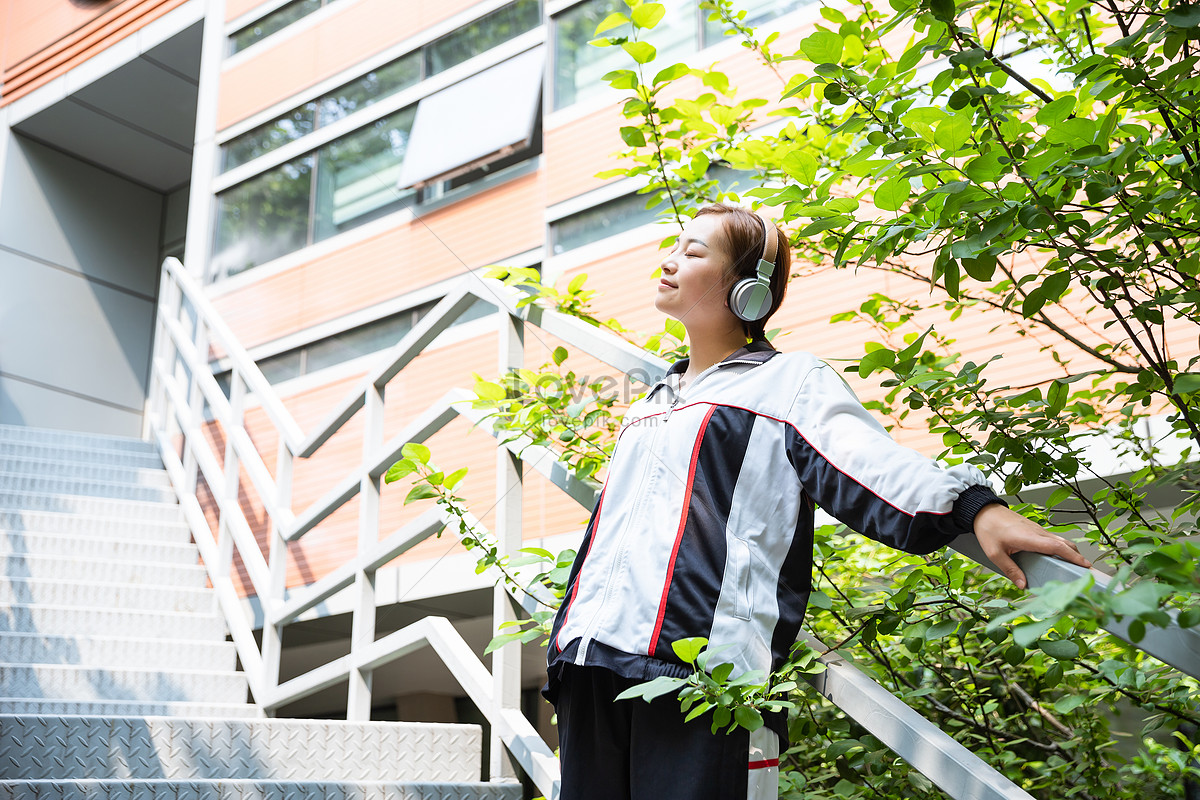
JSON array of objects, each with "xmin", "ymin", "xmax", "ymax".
[{"xmin": 544, "ymin": 203, "xmax": 1091, "ymax": 800}]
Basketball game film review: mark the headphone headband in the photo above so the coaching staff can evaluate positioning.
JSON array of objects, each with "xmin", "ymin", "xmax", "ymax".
[{"xmin": 754, "ymin": 211, "xmax": 778, "ymax": 267}]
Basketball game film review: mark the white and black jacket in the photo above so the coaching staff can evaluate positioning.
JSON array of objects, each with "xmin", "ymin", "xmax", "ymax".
[{"xmin": 546, "ymin": 341, "xmax": 1002, "ymax": 707}]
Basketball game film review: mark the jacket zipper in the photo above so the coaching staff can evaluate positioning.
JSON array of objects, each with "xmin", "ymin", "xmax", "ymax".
[{"xmin": 575, "ymin": 356, "xmax": 768, "ymax": 662}]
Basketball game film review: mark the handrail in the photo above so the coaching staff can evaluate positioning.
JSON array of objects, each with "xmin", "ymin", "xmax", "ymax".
[{"xmin": 147, "ymin": 256, "xmax": 1199, "ymax": 800}]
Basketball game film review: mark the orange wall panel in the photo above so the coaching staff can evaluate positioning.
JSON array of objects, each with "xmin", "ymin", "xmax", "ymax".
[
  {"xmin": 226, "ymin": 0, "xmax": 276, "ymax": 23},
  {"xmin": 212, "ymin": 172, "xmax": 543, "ymax": 350},
  {"xmin": 1, "ymin": 0, "xmax": 188, "ymax": 106},
  {"xmin": 217, "ymin": 0, "xmax": 482, "ymax": 130}
]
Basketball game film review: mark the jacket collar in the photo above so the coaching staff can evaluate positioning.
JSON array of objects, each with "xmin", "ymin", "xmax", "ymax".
[{"xmin": 647, "ymin": 339, "xmax": 780, "ymax": 402}]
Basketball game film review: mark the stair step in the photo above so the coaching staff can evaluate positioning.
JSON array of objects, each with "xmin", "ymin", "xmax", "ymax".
[
  {"xmin": 0, "ymin": 578, "xmax": 214, "ymax": 613},
  {"xmin": 0, "ymin": 424, "xmax": 157, "ymax": 453},
  {"xmin": 0, "ymin": 553, "xmax": 206, "ymax": 587},
  {"xmin": 0, "ymin": 781, "xmax": 522, "ymax": 799},
  {"xmin": 0, "ymin": 699, "xmax": 261, "ymax": 718},
  {"xmin": 0, "ymin": 472, "xmax": 177, "ymax": 503},
  {"xmin": 0, "ymin": 604, "xmax": 226, "ymax": 640},
  {"xmin": 0, "ymin": 665, "xmax": 247, "ymax": 704},
  {"xmin": 0, "ymin": 530, "xmax": 197, "ymax": 562},
  {"xmin": 0, "ymin": 632, "xmax": 236, "ymax": 671},
  {"xmin": 0, "ymin": 491, "xmax": 180, "ymax": 522},
  {"xmin": 0, "ymin": 441, "xmax": 162, "ymax": 468},
  {"xmin": 0, "ymin": 510, "xmax": 189, "ymax": 539},
  {"xmin": 0, "ymin": 717, "xmax": 485, "ymax": 782},
  {"xmin": 0, "ymin": 456, "xmax": 171, "ymax": 487}
]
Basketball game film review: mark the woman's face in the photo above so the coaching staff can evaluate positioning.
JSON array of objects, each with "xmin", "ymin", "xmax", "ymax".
[{"xmin": 654, "ymin": 214, "xmax": 738, "ymax": 329}]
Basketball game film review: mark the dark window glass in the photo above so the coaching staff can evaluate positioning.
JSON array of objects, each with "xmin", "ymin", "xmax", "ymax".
[
  {"xmin": 318, "ymin": 54, "xmax": 423, "ymax": 125},
  {"xmin": 551, "ymin": 192, "xmax": 664, "ymax": 254},
  {"xmin": 426, "ymin": 0, "xmax": 541, "ymax": 76},
  {"xmin": 230, "ymin": 0, "xmax": 322, "ymax": 54},
  {"xmin": 258, "ymin": 349, "xmax": 304, "ymax": 384},
  {"xmin": 305, "ymin": 310, "xmax": 417, "ymax": 373},
  {"xmin": 211, "ymin": 156, "xmax": 314, "ymax": 279},
  {"xmin": 221, "ymin": 104, "xmax": 317, "ymax": 172},
  {"xmin": 313, "ymin": 106, "xmax": 418, "ymax": 242},
  {"xmin": 554, "ymin": 0, "xmax": 695, "ymax": 109}
]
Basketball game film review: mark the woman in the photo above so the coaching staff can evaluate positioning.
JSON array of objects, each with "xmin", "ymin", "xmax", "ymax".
[{"xmin": 544, "ymin": 203, "xmax": 1090, "ymax": 800}]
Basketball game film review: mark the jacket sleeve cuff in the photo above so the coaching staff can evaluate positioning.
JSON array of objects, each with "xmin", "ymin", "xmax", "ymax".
[{"xmin": 952, "ymin": 484, "xmax": 1008, "ymax": 532}]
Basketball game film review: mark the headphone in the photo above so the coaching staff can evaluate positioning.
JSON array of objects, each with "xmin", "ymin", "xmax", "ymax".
[{"xmin": 727, "ymin": 211, "xmax": 780, "ymax": 323}]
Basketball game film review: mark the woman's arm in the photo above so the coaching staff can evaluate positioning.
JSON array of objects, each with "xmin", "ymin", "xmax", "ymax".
[{"xmin": 972, "ymin": 503, "xmax": 1092, "ymax": 589}]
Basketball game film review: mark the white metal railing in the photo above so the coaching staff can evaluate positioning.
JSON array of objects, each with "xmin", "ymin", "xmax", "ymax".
[{"xmin": 146, "ymin": 256, "xmax": 1200, "ymax": 800}]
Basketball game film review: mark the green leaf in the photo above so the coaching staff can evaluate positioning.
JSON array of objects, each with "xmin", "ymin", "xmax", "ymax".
[
  {"xmin": 1165, "ymin": 2, "xmax": 1200, "ymax": 27},
  {"xmin": 733, "ymin": 706, "xmax": 765, "ymax": 731},
  {"xmin": 474, "ymin": 381, "xmax": 507, "ymax": 401},
  {"xmin": 552, "ymin": 346, "xmax": 570, "ymax": 366},
  {"xmin": 620, "ymin": 126, "xmax": 647, "ymax": 146},
  {"xmin": 800, "ymin": 31, "xmax": 844, "ymax": 64},
  {"xmin": 616, "ymin": 675, "xmax": 683, "ymax": 702},
  {"xmin": 902, "ymin": 106, "xmax": 947, "ymax": 141},
  {"xmin": 874, "ymin": 176, "xmax": 912, "ymax": 212},
  {"xmin": 929, "ymin": 0, "xmax": 956, "ymax": 21},
  {"xmin": 401, "ymin": 442, "xmax": 431, "ymax": 464},
  {"xmin": 1044, "ymin": 118, "xmax": 1096, "ymax": 146},
  {"xmin": 1037, "ymin": 96, "xmax": 1076, "ymax": 127},
  {"xmin": 934, "ymin": 113, "xmax": 972, "ymax": 153},
  {"xmin": 443, "ymin": 467, "xmax": 469, "ymax": 491},
  {"xmin": 630, "ymin": 3, "xmax": 665, "ymax": 29},
  {"xmin": 384, "ymin": 459, "xmax": 417, "ymax": 484},
  {"xmin": 672, "ymin": 637, "xmax": 708, "ymax": 664},
  {"xmin": 594, "ymin": 11, "xmax": 630, "ymax": 35},
  {"xmin": 1179, "ymin": 607, "xmax": 1200, "ymax": 628},
  {"xmin": 926, "ymin": 618, "xmax": 960, "ymax": 639},
  {"xmin": 404, "ymin": 484, "xmax": 439, "ymax": 504},
  {"xmin": 1110, "ymin": 580, "xmax": 1170, "ymax": 617},
  {"xmin": 653, "ymin": 63, "xmax": 690, "ymax": 84},
  {"xmin": 1013, "ymin": 618, "xmax": 1056, "ymax": 648},
  {"xmin": 622, "ymin": 41, "xmax": 657, "ymax": 64},
  {"xmin": 1039, "ymin": 638, "xmax": 1081, "ymax": 660},
  {"xmin": 1053, "ymin": 694, "xmax": 1086, "ymax": 713},
  {"xmin": 1173, "ymin": 373, "xmax": 1200, "ymax": 394},
  {"xmin": 603, "ymin": 68, "xmax": 639, "ymax": 90},
  {"xmin": 782, "ymin": 150, "xmax": 818, "ymax": 184}
]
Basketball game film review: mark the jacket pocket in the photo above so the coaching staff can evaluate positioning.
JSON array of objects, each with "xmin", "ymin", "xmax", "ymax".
[{"xmin": 731, "ymin": 537, "xmax": 752, "ymax": 621}]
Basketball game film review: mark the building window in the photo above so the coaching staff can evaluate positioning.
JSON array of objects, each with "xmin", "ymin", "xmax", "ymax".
[
  {"xmin": 220, "ymin": 0, "xmax": 539, "ymax": 174},
  {"xmin": 314, "ymin": 106, "xmax": 419, "ymax": 241},
  {"xmin": 212, "ymin": 155, "xmax": 314, "ymax": 279},
  {"xmin": 552, "ymin": 0, "xmax": 811, "ymax": 110},
  {"xmin": 229, "ymin": 0, "xmax": 339, "ymax": 55},
  {"xmin": 425, "ymin": 0, "xmax": 541, "ymax": 76},
  {"xmin": 213, "ymin": 295, "xmax": 500, "ymax": 391}
]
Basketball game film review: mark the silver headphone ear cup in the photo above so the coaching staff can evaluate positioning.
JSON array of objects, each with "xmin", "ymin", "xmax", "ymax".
[{"xmin": 729, "ymin": 278, "xmax": 772, "ymax": 322}]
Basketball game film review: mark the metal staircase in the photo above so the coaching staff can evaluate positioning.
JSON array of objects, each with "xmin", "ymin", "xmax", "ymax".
[{"xmin": 0, "ymin": 423, "xmax": 519, "ymax": 799}]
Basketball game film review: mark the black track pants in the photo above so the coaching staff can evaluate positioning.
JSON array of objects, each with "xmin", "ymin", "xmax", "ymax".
[{"xmin": 555, "ymin": 665, "xmax": 780, "ymax": 800}]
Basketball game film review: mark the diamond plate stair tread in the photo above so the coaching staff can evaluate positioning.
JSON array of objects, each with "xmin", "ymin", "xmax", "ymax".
[
  {"xmin": 0, "ymin": 492, "xmax": 181, "ymax": 522},
  {"xmin": 0, "ymin": 472, "xmax": 176, "ymax": 503},
  {"xmin": 0, "ymin": 781, "xmax": 522, "ymax": 800},
  {"xmin": 0, "ymin": 554, "xmax": 206, "ymax": 588},
  {"xmin": 0, "ymin": 456, "xmax": 170, "ymax": 487},
  {"xmin": 0, "ymin": 511, "xmax": 189, "ymax": 539},
  {"xmin": 0, "ymin": 665, "xmax": 248, "ymax": 703},
  {"xmin": 0, "ymin": 632, "xmax": 236, "ymax": 671},
  {"xmin": 0, "ymin": 718, "xmax": 484, "ymax": 782},
  {"xmin": 0, "ymin": 699, "xmax": 262, "ymax": 718},
  {"xmin": 0, "ymin": 443, "xmax": 162, "ymax": 469},
  {"xmin": 0, "ymin": 577, "xmax": 214, "ymax": 613},
  {"xmin": 0, "ymin": 425, "xmax": 157, "ymax": 453},
  {"xmin": 0, "ymin": 604, "xmax": 226, "ymax": 639},
  {"xmin": 0, "ymin": 531, "xmax": 197, "ymax": 562}
]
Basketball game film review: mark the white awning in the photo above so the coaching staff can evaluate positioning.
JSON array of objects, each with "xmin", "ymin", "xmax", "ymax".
[{"xmin": 397, "ymin": 47, "xmax": 543, "ymax": 188}]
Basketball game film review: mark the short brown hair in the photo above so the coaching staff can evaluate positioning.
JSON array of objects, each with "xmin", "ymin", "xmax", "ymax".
[{"xmin": 694, "ymin": 203, "xmax": 790, "ymax": 341}]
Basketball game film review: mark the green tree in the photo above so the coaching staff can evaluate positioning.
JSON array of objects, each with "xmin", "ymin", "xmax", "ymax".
[{"xmin": 389, "ymin": 0, "xmax": 1200, "ymax": 795}]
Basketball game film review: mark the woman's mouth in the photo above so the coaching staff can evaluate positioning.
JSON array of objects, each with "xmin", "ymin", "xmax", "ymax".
[{"xmin": 659, "ymin": 279, "xmax": 677, "ymax": 289}]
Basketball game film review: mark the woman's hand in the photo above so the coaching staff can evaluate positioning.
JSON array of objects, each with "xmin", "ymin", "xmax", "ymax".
[{"xmin": 973, "ymin": 503, "xmax": 1092, "ymax": 589}]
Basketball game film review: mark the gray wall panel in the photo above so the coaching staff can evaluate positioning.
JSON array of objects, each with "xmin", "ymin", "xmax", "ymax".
[
  {"xmin": 0, "ymin": 137, "xmax": 161, "ymax": 297},
  {"xmin": 0, "ymin": 375, "xmax": 142, "ymax": 436},
  {"xmin": 0, "ymin": 249, "xmax": 154, "ymax": 411}
]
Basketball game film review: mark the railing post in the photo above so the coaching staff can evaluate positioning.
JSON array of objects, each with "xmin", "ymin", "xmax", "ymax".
[
  {"xmin": 348, "ymin": 381, "xmax": 385, "ymax": 720},
  {"xmin": 216, "ymin": 373, "xmax": 246, "ymax": 579},
  {"xmin": 180, "ymin": 315, "xmax": 209, "ymax": 499},
  {"xmin": 145, "ymin": 264, "xmax": 181, "ymax": 439},
  {"xmin": 261, "ymin": 438, "xmax": 293, "ymax": 714},
  {"xmin": 491, "ymin": 307, "xmax": 524, "ymax": 782}
]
